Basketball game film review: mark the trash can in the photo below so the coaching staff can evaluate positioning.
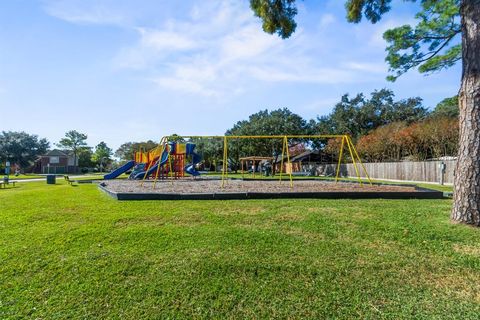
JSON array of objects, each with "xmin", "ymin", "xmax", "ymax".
[{"xmin": 46, "ymin": 174, "xmax": 56, "ymax": 184}]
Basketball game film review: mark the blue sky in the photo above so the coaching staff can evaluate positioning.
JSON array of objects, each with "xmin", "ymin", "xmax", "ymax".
[{"xmin": 0, "ymin": 0, "xmax": 461, "ymax": 151}]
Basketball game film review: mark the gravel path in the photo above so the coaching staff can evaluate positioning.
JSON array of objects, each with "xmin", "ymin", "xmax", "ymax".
[{"xmin": 102, "ymin": 179, "xmax": 417, "ymax": 194}]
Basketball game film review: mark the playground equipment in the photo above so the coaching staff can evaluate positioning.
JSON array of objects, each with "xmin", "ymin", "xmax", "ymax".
[
  {"xmin": 104, "ymin": 160, "xmax": 135, "ymax": 180},
  {"xmin": 98, "ymin": 134, "xmax": 448, "ymax": 201},
  {"xmin": 150, "ymin": 134, "xmax": 372, "ymax": 189},
  {"xmin": 103, "ymin": 140, "xmax": 202, "ymax": 180},
  {"xmin": 104, "ymin": 134, "xmax": 371, "ymax": 192}
]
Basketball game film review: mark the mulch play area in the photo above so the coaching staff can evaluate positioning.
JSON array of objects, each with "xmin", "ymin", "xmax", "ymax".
[{"xmin": 99, "ymin": 179, "xmax": 444, "ymax": 200}]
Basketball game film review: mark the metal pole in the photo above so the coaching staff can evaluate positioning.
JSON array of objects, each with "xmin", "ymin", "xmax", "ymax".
[
  {"xmin": 345, "ymin": 136, "xmax": 362, "ymax": 185},
  {"xmin": 284, "ymin": 136, "xmax": 293, "ymax": 188},
  {"xmin": 222, "ymin": 136, "xmax": 227, "ymax": 188},
  {"xmin": 152, "ymin": 137, "xmax": 166, "ymax": 189},
  {"xmin": 335, "ymin": 136, "xmax": 345, "ymax": 183},
  {"xmin": 347, "ymin": 135, "xmax": 372, "ymax": 185},
  {"xmin": 279, "ymin": 137, "xmax": 286, "ymax": 184}
]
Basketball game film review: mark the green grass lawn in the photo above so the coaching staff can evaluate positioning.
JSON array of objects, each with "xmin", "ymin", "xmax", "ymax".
[{"xmin": 1, "ymin": 181, "xmax": 478, "ymax": 318}]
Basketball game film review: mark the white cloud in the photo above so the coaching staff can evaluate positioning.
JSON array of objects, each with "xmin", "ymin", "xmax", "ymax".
[
  {"xmin": 319, "ymin": 14, "xmax": 336, "ymax": 28},
  {"xmin": 43, "ymin": 0, "xmax": 129, "ymax": 26},
  {"xmin": 153, "ymin": 77, "xmax": 219, "ymax": 97},
  {"xmin": 248, "ymin": 66, "xmax": 358, "ymax": 84},
  {"xmin": 110, "ymin": 1, "xmax": 387, "ymax": 98},
  {"xmin": 344, "ymin": 61, "xmax": 387, "ymax": 74},
  {"xmin": 46, "ymin": 0, "xmax": 392, "ymax": 99},
  {"xmin": 219, "ymin": 24, "xmax": 281, "ymax": 62},
  {"xmin": 138, "ymin": 28, "xmax": 197, "ymax": 52}
]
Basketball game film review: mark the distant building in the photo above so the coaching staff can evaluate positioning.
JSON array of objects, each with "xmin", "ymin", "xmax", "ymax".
[
  {"xmin": 274, "ymin": 150, "xmax": 335, "ymax": 174},
  {"xmin": 33, "ymin": 149, "xmax": 78, "ymax": 174}
]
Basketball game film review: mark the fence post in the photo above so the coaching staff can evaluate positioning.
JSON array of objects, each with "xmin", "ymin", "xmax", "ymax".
[{"xmin": 439, "ymin": 161, "xmax": 446, "ymax": 185}]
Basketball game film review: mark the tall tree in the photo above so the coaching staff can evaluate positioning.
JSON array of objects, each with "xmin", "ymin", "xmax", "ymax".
[
  {"xmin": 432, "ymin": 95, "xmax": 459, "ymax": 118},
  {"xmin": 115, "ymin": 140, "xmax": 158, "ymax": 161},
  {"xmin": 314, "ymin": 89, "xmax": 427, "ymax": 139},
  {"xmin": 168, "ymin": 134, "xmax": 186, "ymax": 143},
  {"xmin": 189, "ymin": 137, "xmax": 223, "ymax": 171},
  {"xmin": 226, "ymin": 108, "xmax": 309, "ymax": 172},
  {"xmin": 250, "ymin": 0, "xmax": 480, "ymax": 226},
  {"xmin": 92, "ymin": 141, "xmax": 113, "ymax": 172},
  {"xmin": 452, "ymin": 0, "xmax": 480, "ymax": 224},
  {"xmin": 0, "ymin": 131, "xmax": 49, "ymax": 168},
  {"xmin": 57, "ymin": 130, "xmax": 88, "ymax": 174},
  {"xmin": 77, "ymin": 147, "xmax": 95, "ymax": 168}
]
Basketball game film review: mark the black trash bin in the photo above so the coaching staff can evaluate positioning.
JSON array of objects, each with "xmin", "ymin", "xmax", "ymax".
[{"xmin": 46, "ymin": 174, "xmax": 56, "ymax": 184}]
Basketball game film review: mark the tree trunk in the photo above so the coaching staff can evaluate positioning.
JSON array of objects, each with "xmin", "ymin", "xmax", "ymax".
[
  {"xmin": 74, "ymin": 152, "xmax": 77, "ymax": 174},
  {"xmin": 452, "ymin": 0, "xmax": 480, "ymax": 225}
]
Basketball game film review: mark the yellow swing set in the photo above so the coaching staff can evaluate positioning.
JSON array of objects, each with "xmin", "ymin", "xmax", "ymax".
[{"xmin": 142, "ymin": 134, "xmax": 372, "ymax": 189}]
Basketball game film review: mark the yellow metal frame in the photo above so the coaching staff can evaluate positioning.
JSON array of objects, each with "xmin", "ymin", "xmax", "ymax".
[
  {"xmin": 335, "ymin": 136, "xmax": 345, "ymax": 183},
  {"xmin": 141, "ymin": 136, "xmax": 167, "ymax": 187},
  {"xmin": 141, "ymin": 134, "xmax": 371, "ymax": 188}
]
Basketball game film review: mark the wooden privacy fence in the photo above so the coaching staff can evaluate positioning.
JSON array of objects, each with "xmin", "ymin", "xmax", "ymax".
[{"xmin": 313, "ymin": 160, "xmax": 456, "ymax": 184}]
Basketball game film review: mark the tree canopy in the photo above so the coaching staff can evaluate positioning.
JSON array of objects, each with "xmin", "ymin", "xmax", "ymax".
[
  {"xmin": 226, "ymin": 108, "xmax": 309, "ymax": 159},
  {"xmin": 249, "ymin": 0, "xmax": 462, "ymax": 81},
  {"xmin": 249, "ymin": 0, "xmax": 297, "ymax": 39},
  {"xmin": 383, "ymin": 0, "xmax": 461, "ymax": 81},
  {"xmin": 0, "ymin": 131, "xmax": 49, "ymax": 167},
  {"xmin": 92, "ymin": 141, "xmax": 113, "ymax": 167},
  {"xmin": 314, "ymin": 89, "xmax": 428, "ymax": 139},
  {"xmin": 57, "ymin": 130, "xmax": 88, "ymax": 173},
  {"xmin": 431, "ymin": 95, "xmax": 459, "ymax": 118},
  {"xmin": 77, "ymin": 147, "xmax": 95, "ymax": 168},
  {"xmin": 115, "ymin": 140, "xmax": 158, "ymax": 161},
  {"xmin": 57, "ymin": 130, "xmax": 88, "ymax": 155}
]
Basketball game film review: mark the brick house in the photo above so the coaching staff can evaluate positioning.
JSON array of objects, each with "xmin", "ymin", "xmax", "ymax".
[{"xmin": 33, "ymin": 149, "xmax": 78, "ymax": 174}]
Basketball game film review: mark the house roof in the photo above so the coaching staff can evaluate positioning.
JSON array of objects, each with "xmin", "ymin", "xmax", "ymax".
[
  {"xmin": 44, "ymin": 149, "xmax": 68, "ymax": 157},
  {"xmin": 290, "ymin": 150, "xmax": 321, "ymax": 162},
  {"xmin": 272, "ymin": 150, "xmax": 333, "ymax": 163}
]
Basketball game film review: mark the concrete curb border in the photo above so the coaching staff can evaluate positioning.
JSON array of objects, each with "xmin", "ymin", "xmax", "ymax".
[{"xmin": 98, "ymin": 182, "xmax": 444, "ymax": 201}]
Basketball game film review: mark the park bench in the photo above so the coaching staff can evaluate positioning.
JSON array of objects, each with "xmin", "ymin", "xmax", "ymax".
[
  {"xmin": 0, "ymin": 180, "xmax": 16, "ymax": 189},
  {"xmin": 64, "ymin": 175, "xmax": 77, "ymax": 186},
  {"xmin": 64, "ymin": 175, "xmax": 93, "ymax": 185}
]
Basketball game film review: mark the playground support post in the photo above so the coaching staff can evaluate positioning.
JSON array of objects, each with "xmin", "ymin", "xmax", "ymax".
[
  {"xmin": 167, "ymin": 141, "xmax": 174, "ymax": 186},
  {"xmin": 241, "ymin": 159, "xmax": 244, "ymax": 179},
  {"xmin": 335, "ymin": 136, "xmax": 346, "ymax": 183},
  {"xmin": 140, "ymin": 149, "xmax": 157, "ymax": 187},
  {"xmin": 347, "ymin": 135, "xmax": 372, "ymax": 185},
  {"xmin": 152, "ymin": 137, "xmax": 167, "ymax": 188},
  {"xmin": 279, "ymin": 136, "xmax": 286, "ymax": 184},
  {"xmin": 284, "ymin": 136, "xmax": 293, "ymax": 188},
  {"xmin": 345, "ymin": 136, "xmax": 362, "ymax": 185},
  {"xmin": 221, "ymin": 136, "xmax": 228, "ymax": 188},
  {"xmin": 144, "ymin": 137, "xmax": 166, "ymax": 187}
]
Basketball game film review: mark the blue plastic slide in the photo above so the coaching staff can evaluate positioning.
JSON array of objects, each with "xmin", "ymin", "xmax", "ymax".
[
  {"xmin": 103, "ymin": 160, "xmax": 135, "ymax": 180},
  {"xmin": 185, "ymin": 143, "xmax": 201, "ymax": 176},
  {"xmin": 133, "ymin": 147, "xmax": 170, "ymax": 180}
]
